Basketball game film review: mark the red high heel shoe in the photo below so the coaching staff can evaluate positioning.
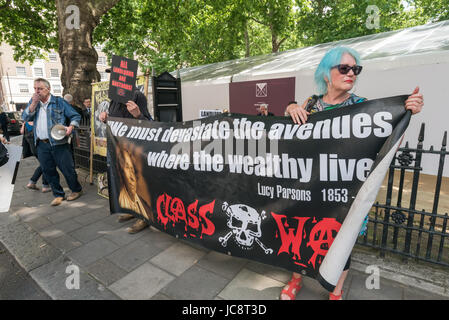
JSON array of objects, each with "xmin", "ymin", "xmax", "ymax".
[
  {"xmin": 329, "ymin": 290, "xmax": 343, "ymax": 300},
  {"xmin": 280, "ymin": 276, "xmax": 302, "ymax": 300}
]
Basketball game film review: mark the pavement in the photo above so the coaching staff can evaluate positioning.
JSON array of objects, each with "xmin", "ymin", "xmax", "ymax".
[{"xmin": 1, "ymin": 135, "xmax": 449, "ymax": 300}]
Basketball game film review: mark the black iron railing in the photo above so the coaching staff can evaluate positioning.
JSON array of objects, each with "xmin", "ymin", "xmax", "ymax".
[
  {"xmin": 73, "ymin": 115, "xmax": 107, "ymax": 173},
  {"xmin": 357, "ymin": 123, "xmax": 449, "ymax": 266}
]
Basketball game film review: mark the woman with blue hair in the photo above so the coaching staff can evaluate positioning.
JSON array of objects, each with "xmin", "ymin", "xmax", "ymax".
[{"xmin": 281, "ymin": 46, "xmax": 424, "ymax": 300}]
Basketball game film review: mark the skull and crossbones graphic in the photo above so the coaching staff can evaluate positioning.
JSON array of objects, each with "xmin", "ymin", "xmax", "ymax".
[{"xmin": 219, "ymin": 202, "xmax": 273, "ymax": 255}]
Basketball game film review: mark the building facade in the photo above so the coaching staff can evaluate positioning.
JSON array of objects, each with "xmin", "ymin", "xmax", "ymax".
[{"xmin": 0, "ymin": 43, "xmax": 110, "ymax": 112}]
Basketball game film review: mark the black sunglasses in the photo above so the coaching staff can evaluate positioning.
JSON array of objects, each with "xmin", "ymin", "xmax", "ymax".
[{"xmin": 333, "ymin": 64, "xmax": 363, "ymax": 75}]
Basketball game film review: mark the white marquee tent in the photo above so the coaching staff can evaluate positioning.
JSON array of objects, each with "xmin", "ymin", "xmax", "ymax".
[{"xmin": 177, "ymin": 20, "xmax": 449, "ymax": 177}]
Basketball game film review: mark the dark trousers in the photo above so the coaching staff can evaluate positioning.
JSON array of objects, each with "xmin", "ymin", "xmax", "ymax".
[
  {"xmin": 30, "ymin": 164, "xmax": 49, "ymax": 186},
  {"xmin": 1, "ymin": 125, "xmax": 9, "ymax": 141},
  {"xmin": 36, "ymin": 141, "xmax": 82, "ymax": 198}
]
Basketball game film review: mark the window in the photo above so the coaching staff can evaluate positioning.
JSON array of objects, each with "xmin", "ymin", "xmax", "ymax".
[
  {"xmin": 53, "ymin": 84, "xmax": 61, "ymax": 94},
  {"xmin": 49, "ymin": 53, "xmax": 57, "ymax": 62},
  {"xmin": 97, "ymin": 56, "xmax": 106, "ymax": 66},
  {"xmin": 100, "ymin": 72, "xmax": 108, "ymax": 80},
  {"xmin": 19, "ymin": 84, "xmax": 29, "ymax": 93},
  {"xmin": 16, "ymin": 67, "xmax": 26, "ymax": 76},
  {"xmin": 50, "ymin": 69, "xmax": 59, "ymax": 78},
  {"xmin": 34, "ymin": 67, "xmax": 43, "ymax": 77}
]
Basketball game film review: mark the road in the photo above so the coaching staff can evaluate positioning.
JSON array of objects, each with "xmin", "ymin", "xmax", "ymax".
[{"xmin": 0, "ymin": 241, "xmax": 50, "ymax": 300}]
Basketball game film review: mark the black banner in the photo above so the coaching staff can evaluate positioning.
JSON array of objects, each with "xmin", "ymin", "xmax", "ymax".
[{"xmin": 107, "ymin": 96, "xmax": 410, "ymax": 291}]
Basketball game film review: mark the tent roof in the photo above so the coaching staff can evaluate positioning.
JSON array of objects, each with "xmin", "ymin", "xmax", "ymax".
[{"xmin": 177, "ymin": 20, "xmax": 449, "ymax": 83}]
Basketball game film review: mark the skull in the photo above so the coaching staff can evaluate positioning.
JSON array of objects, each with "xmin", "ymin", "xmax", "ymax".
[{"xmin": 223, "ymin": 202, "xmax": 262, "ymax": 248}]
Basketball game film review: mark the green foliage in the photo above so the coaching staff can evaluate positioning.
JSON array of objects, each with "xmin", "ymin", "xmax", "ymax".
[
  {"xmin": 294, "ymin": 0, "xmax": 430, "ymax": 46},
  {"xmin": 412, "ymin": 0, "xmax": 449, "ymax": 22},
  {"xmin": 0, "ymin": 0, "xmax": 58, "ymax": 62},
  {"xmin": 1, "ymin": 0, "xmax": 448, "ymax": 73},
  {"xmin": 94, "ymin": 0, "xmax": 446, "ymax": 73}
]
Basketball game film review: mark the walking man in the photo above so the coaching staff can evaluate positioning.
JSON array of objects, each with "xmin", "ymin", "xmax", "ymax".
[{"xmin": 22, "ymin": 78, "xmax": 83, "ymax": 206}]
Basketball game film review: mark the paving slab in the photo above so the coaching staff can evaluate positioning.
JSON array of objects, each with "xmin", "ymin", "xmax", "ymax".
[
  {"xmin": 197, "ymin": 251, "xmax": 248, "ymax": 280},
  {"xmin": 69, "ymin": 220, "xmax": 116, "ymax": 244},
  {"xmin": 403, "ymin": 286, "xmax": 449, "ymax": 300},
  {"xmin": 139, "ymin": 226, "xmax": 177, "ymax": 250},
  {"xmin": 45, "ymin": 233, "xmax": 83, "ymax": 254},
  {"xmin": 245, "ymin": 260, "xmax": 292, "ymax": 284},
  {"xmin": 295, "ymin": 276, "xmax": 332, "ymax": 300},
  {"xmin": 218, "ymin": 268, "xmax": 284, "ymax": 300},
  {"xmin": 86, "ymin": 258, "xmax": 128, "ymax": 287},
  {"xmin": 73, "ymin": 210, "xmax": 109, "ymax": 226},
  {"xmin": 66, "ymin": 237, "xmax": 119, "ymax": 267},
  {"xmin": 24, "ymin": 216, "xmax": 53, "ymax": 232},
  {"xmin": 46, "ymin": 208, "xmax": 86, "ymax": 224},
  {"xmin": 105, "ymin": 238, "xmax": 164, "ymax": 272},
  {"xmin": 346, "ymin": 270, "xmax": 404, "ymax": 300},
  {"xmin": 161, "ymin": 265, "xmax": 230, "ymax": 300},
  {"xmin": 108, "ymin": 262, "xmax": 175, "ymax": 300},
  {"xmin": 39, "ymin": 219, "xmax": 84, "ymax": 239},
  {"xmin": 13, "ymin": 204, "xmax": 59, "ymax": 222},
  {"xmin": 102, "ymin": 222, "xmax": 147, "ymax": 246},
  {"xmin": 29, "ymin": 255, "xmax": 119, "ymax": 300},
  {"xmin": 150, "ymin": 292, "xmax": 172, "ymax": 300},
  {"xmin": 150, "ymin": 242, "xmax": 207, "ymax": 276}
]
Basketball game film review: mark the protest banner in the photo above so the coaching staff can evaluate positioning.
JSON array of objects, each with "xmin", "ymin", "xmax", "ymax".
[{"xmin": 106, "ymin": 95, "xmax": 410, "ymax": 290}]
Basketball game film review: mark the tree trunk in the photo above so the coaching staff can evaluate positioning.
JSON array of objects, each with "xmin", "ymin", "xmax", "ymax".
[
  {"xmin": 56, "ymin": 0, "xmax": 119, "ymax": 107},
  {"xmin": 272, "ymin": 32, "xmax": 279, "ymax": 53}
]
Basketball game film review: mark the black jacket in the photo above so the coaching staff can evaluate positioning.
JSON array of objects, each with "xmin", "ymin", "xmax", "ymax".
[
  {"xmin": 0, "ymin": 113, "xmax": 7, "ymax": 127},
  {"xmin": 108, "ymin": 90, "xmax": 152, "ymax": 121}
]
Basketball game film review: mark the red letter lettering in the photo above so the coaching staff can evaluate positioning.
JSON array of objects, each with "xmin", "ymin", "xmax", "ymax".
[
  {"xmin": 187, "ymin": 200, "xmax": 199, "ymax": 230},
  {"xmin": 307, "ymin": 218, "xmax": 341, "ymax": 269},
  {"xmin": 198, "ymin": 200, "xmax": 216, "ymax": 238},
  {"xmin": 272, "ymin": 213, "xmax": 310, "ymax": 262},
  {"xmin": 156, "ymin": 194, "xmax": 170, "ymax": 227},
  {"xmin": 170, "ymin": 197, "xmax": 187, "ymax": 230}
]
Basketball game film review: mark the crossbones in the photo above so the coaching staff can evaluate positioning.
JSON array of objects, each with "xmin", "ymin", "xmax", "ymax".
[{"xmin": 219, "ymin": 202, "xmax": 273, "ymax": 254}]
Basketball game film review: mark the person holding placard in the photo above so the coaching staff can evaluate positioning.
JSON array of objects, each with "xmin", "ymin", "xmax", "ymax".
[{"xmin": 100, "ymin": 81, "xmax": 153, "ymax": 234}]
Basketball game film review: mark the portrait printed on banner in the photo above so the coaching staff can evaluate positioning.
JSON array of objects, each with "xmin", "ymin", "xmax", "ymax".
[{"xmin": 115, "ymin": 140, "xmax": 154, "ymax": 223}]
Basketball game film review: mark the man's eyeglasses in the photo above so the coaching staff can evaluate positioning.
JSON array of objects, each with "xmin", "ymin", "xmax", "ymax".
[{"xmin": 333, "ymin": 64, "xmax": 363, "ymax": 75}]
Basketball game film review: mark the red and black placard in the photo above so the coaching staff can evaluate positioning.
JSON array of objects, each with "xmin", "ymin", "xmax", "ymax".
[{"xmin": 108, "ymin": 55, "xmax": 138, "ymax": 104}]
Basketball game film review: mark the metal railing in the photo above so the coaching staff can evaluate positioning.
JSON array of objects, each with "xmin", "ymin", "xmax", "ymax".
[
  {"xmin": 357, "ymin": 123, "xmax": 449, "ymax": 266},
  {"xmin": 73, "ymin": 115, "xmax": 107, "ymax": 173}
]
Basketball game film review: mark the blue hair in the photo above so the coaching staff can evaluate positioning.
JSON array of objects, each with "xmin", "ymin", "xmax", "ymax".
[{"xmin": 314, "ymin": 46, "xmax": 362, "ymax": 95}]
